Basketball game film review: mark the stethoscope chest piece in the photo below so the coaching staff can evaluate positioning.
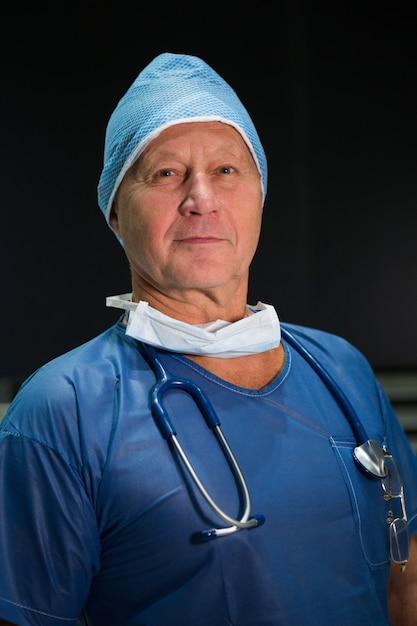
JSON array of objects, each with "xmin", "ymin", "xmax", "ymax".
[{"xmin": 354, "ymin": 439, "xmax": 388, "ymax": 479}]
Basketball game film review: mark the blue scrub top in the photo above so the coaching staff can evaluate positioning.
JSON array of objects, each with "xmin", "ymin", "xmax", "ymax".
[{"xmin": 0, "ymin": 320, "xmax": 416, "ymax": 625}]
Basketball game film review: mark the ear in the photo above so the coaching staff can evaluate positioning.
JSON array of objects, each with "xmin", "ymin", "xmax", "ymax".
[{"xmin": 109, "ymin": 202, "xmax": 120, "ymax": 235}]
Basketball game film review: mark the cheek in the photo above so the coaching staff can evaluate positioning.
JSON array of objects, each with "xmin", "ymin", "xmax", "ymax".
[
  {"xmin": 242, "ymin": 214, "xmax": 262, "ymax": 265},
  {"xmin": 245, "ymin": 207, "xmax": 263, "ymax": 248},
  {"xmin": 118, "ymin": 204, "xmax": 149, "ymax": 245},
  {"xmin": 120, "ymin": 208, "xmax": 169, "ymax": 269}
]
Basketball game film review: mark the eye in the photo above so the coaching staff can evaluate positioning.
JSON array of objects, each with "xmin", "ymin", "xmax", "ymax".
[
  {"xmin": 218, "ymin": 166, "xmax": 234, "ymax": 175},
  {"xmin": 149, "ymin": 168, "xmax": 178, "ymax": 184},
  {"xmin": 157, "ymin": 169, "xmax": 174, "ymax": 178}
]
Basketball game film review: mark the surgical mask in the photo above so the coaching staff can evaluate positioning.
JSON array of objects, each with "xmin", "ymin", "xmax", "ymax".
[{"xmin": 106, "ymin": 294, "xmax": 281, "ymax": 358}]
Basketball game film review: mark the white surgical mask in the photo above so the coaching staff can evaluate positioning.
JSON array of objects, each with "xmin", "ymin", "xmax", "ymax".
[{"xmin": 106, "ymin": 293, "xmax": 281, "ymax": 358}]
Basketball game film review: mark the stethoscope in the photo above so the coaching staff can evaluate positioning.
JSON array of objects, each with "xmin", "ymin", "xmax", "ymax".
[{"xmin": 143, "ymin": 325, "xmax": 388, "ymax": 541}]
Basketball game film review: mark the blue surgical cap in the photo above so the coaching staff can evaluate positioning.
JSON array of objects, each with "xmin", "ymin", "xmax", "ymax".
[{"xmin": 98, "ymin": 52, "xmax": 268, "ymax": 226}]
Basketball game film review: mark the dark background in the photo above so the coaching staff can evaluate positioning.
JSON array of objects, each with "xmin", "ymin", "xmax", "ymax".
[{"xmin": 1, "ymin": 1, "xmax": 416, "ymax": 379}]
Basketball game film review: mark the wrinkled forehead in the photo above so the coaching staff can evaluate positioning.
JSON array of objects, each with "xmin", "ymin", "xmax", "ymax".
[{"xmin": 130, "ymin": 120, "xmax": 258, "ymax": 168}]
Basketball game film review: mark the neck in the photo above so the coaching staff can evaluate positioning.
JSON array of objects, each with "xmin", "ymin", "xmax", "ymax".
[
  {"xmin": 186, "ymin": 345, "xmax": 285, "ymax": 390},
  {"xmin": 132, "ymin": 283, "xmax": 250, "ymax": 325}
]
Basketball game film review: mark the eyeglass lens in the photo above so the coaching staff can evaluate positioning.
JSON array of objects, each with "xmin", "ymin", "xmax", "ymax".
[
  {"xmin": 381, "ymin": 451, "xmax": 411, "ymax": 570},
  {"xmin": 390, "ymin": 518, "xmax": 410, "ymax": 564},
  {"xmin": 382, "ymin": 455, "xmax": 402, "ymax": 496}
]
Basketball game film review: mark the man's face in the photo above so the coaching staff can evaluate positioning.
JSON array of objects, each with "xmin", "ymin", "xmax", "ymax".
[{"xmin": 111, "ymin": 121, "xmax": 263, "ymax": 301}]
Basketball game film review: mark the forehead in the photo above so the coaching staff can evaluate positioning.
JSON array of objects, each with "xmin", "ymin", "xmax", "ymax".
[{"xmin": 140, "ymin": 121, "xmax": 251, "ymax": 159}]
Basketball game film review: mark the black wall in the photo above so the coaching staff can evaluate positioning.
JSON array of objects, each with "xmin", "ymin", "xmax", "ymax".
[{"xmin": 1, "ymin": 2, "xmax": 416, "ymax": 378}]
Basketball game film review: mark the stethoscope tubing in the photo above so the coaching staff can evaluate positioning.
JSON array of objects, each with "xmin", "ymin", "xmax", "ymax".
[
  {"xmin": 280, "ymin": 325, "xmax": 387, "ymax": 479},
  {"xmin": 280, "ymin": 326, "xmax": 368, "ymax": 444},
  {"xmin": 144, "ymin": 343, "xmax": 264, "ymax": 539}
]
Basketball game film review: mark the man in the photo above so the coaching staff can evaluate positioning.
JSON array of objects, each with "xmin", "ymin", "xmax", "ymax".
[{"xmin": 0, "ymin": 52, "xmax": 416, "ymax": 625}]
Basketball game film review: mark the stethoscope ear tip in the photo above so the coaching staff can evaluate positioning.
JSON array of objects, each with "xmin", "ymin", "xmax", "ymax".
[
  {"xmin": 252, "ymin": 514, "xmax": 266, "ymax": 528},
  {"xmin": 195, "ymin": 514, "xmax": 267, "ymax": 543},
  {"xmin": 198, "ymin": 529, "xmax": 219, "ymax": 542}
]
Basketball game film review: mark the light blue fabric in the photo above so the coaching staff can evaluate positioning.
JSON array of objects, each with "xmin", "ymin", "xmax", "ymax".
[{"xmin": 97, "ymin": 53, "xmax": 267, "ymax": 227}]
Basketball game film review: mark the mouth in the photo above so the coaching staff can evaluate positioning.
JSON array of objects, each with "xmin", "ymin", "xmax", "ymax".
[{"xmin": 177, "ymin": 236, "xmax": 224, "ymax": 244}]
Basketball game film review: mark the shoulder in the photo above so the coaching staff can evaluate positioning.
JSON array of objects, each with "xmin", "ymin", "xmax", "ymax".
[
  {"xmin": 281, "ymin": 321, "xmax": 382, "ymax": 405},
  {"xmin": 281, "ymin": 322, "xmax": 371, "ymax": 370},
  {"xmin": 22, "ymin": 323, "xmax": 130, "ymax": 391},
  {"xmin": 281, "ymin": 322, "xmax": 391, "ymax": 433},
  {"xmin": 2, "ymin": 322, "xmax": 142, "ymax": 436}
]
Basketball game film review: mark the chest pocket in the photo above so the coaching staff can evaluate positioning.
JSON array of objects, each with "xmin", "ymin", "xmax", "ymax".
[{"xmin": 331, "ymin": 436, "xmax": 390, "ymax": 569}]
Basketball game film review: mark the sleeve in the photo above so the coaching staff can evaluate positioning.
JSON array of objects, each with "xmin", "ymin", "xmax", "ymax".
[{"xmin": 0, "ymin": 391, "xmax": 101, "ymax": 625}]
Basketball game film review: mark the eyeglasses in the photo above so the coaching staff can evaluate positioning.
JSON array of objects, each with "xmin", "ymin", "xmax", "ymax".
[{"xmin": 381, "ymin": 449, "xmax": 410, "ymax": 573}]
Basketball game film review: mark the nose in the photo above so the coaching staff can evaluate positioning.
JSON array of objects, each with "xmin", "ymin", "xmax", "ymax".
[{"xmin": 179, "ymin": 172, "xmax": 217, "ymax": 216}]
